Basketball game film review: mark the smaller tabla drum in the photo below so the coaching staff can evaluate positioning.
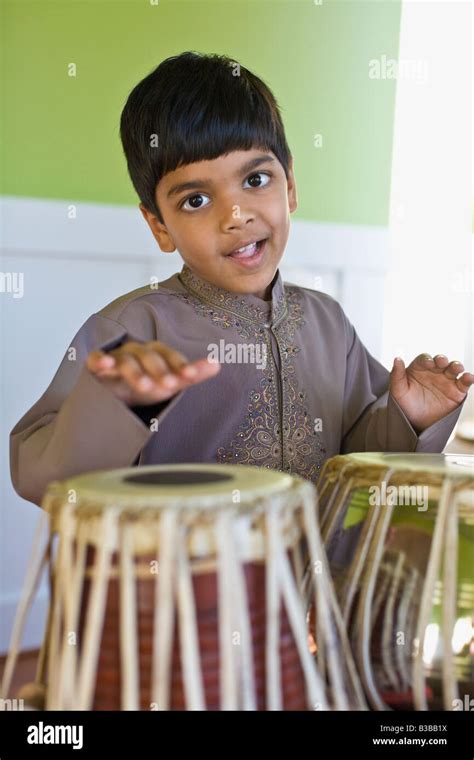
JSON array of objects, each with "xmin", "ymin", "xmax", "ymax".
[
  {"xmin": 316, "ymin": 452, "xmax": 474, "ymax": 710},
  {"xmin": 1, "ymin": 463, "xmax": 365, "ymax": 711}
]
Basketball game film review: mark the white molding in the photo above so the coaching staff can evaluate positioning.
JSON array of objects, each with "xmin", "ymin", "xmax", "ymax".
[
  {"xmin": 282, "ymin": 217, "xmax": 390, "ymax": 272},
  {"xmin": 0, "ymin": 195, "xmax": 389, "ymax": 270},
  {"xmin": 0, "ymin": 196, "xmax": 391, "ymax": 349},
  {"xmin": 1, "ymin": 196, "xmax": 158, "ymax": 259},
  {"xmin": 1, "ymin": 197, "xmax": 391, "ymax": 345}
]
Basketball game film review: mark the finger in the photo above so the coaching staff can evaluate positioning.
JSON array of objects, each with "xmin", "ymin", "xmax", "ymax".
[
  {"xmin": 86, "ymin": 350, "xmax": 116, "ymax": 374},
  {"xmin": 119, "ymin": 346, "xmax": 203, "ymax": 393},
  {"xmin": 444, "ymin": 360, "xmax": 464, "ymax": 379},
  {"xmin": 391, "ymin": 356, "xmax": 406, "ymax": 378},
  {"xmin": 433, "ymin": 354, "xmax": 449, "ymax": 369},
  {"xmin": 412, "ymin": 353, "xmax": 435, "ymax": 370},
  {"xmin": 178, "ymin": 357, "xmax": 221, "ymax": 382},
  {"xmin": 113, "ymin": 341, "xmax": 178, "ymax": 391},
  {"xmin": 147, "ymin": 341, "xmax": 189, "ymax": 374},
  {"xmin": 389, "ymin": 357, "xmax": 408, "ymax": 395},
  {"xmin": 139, "ymin": 358, "xmax": 221, "ymax": 398},
  {"xmin": 455, "ymin": 371, "xmax": 474, "ymax": 393},
  {"xmin": 124, "ymin": 343, "xmax": 172, "ymax": 379},
  {"xmin": 115, "ymin": 354, "xmax": 157, "ymax": 392},
  {"xmin": 133, "ymin": 356, "xmax": 220, "ymax": 396},
  {"xmin": 124, "ymin": 344, "xmax": 192, "ymax": 392}
]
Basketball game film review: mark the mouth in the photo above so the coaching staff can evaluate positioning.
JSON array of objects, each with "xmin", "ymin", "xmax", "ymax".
[{"xmin": 225, "ymin": 238, "xmax": 268, "ymax": 268}]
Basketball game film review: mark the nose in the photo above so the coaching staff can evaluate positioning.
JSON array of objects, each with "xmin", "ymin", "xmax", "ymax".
[{"xmin": 219, "ymin": 200, "xmax": 256, "ymax": 233}]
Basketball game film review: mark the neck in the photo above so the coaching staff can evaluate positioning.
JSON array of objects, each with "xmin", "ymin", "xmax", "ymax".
[
  {"xmin": 180, "ymin": 264, "xmax": 277, "ymax": 303},
  {"xmin": 254, "ymin": 284, "xmax": 273, "ymax": 302}
]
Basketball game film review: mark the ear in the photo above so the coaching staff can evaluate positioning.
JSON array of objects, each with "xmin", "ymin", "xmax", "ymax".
[
  {"xmin": 139, "ymin": 203, "xmax": 176, "ymax": 253},
  {"xmin": 286, "ymin": 157, "xmax": 298, "ymax": 214}
]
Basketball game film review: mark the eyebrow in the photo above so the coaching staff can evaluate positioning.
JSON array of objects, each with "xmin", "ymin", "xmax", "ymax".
[{"xmin": 166, "ymin": 155, "xmax": 276, "ymax": 199}]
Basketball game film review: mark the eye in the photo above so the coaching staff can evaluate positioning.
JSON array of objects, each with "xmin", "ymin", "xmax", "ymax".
[
  {"xmin": 180, "ymin": 193, "xmax": 211, "ymax": 212},
  {"xmin": 244, "ymin": 172, "xmax": 271, "ymax": 189}
]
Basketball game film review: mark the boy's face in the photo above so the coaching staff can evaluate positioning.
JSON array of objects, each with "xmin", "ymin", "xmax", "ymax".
[{"xmin": 140, "ymin": 149, "xmax": 297, "ymax": 300}]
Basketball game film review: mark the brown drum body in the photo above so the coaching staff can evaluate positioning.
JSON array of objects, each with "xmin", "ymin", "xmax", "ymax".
[
  {"xmin": 23, "ymin": 463, "xmax": 353, "ymax": 711},
  {"xmin": 4, "ymin": 464, "xmax": 366, "ymax": 712},
  {"xmin": 79, "ymin": 550, "xmax": 307, "ymax": 710}
]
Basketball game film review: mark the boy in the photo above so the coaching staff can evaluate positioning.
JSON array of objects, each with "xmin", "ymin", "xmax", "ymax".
[{"xmin": 10, "ymin": 52, "xmax": 473, "ymax": 508}]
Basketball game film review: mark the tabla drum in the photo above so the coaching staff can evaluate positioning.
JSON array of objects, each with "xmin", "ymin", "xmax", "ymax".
[
  {"xmin": 316, "ymin": 452, "xmax": 474, "ymax": 711},
  {"xmin": 1, "ymin": 463, "xmax": 365, "ymax": 711}
]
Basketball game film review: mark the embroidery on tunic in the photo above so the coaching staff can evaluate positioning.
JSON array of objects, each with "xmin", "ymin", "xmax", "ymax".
[{"xmin": 176, "ymin": 267, "xmax": 326, "ymax": 483}]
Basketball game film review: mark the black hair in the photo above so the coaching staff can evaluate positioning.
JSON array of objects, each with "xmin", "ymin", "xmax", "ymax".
[{"xmin": 119, "ymin": 51, "xmax": 292, "ymax": 224}]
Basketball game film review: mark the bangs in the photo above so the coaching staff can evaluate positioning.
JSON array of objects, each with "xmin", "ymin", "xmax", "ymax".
[{"xmin": 120, "ymin": 52, "xmax": 291, "ymax": 222}]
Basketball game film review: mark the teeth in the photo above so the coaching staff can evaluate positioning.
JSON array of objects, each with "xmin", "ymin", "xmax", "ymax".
[
  {"xmin": 236, "ymin": 241, "xmax": 256, "ymax": 253},
  {"xmin": 232, "ymin": 241, "xmax": 258, "ymax": 257}
]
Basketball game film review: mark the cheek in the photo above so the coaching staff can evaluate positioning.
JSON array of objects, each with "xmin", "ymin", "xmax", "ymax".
[
  {"xmin": 263, "ymin": 192, "xmax": 288, "ymax": 229},
  {"xmin": 170, "ymin": 213, "xmax": 203, "ymax": 240},
  {"xmin": 177, "ymin": 222, "xmax": 215, "ymax": 257}
]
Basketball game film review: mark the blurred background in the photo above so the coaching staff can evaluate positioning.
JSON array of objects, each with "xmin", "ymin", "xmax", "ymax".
[{"xmin": 0, "ymin": 0, "xmax": 472, "ymax": 662}]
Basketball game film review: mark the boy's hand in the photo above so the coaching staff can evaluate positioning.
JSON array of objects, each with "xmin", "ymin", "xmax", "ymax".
[
  {"xmin": 86, "ymin": 341, "xmax": 221, "ymax": 406},
  {"xmin": 389, "ymin": 354, "xmax": 474, "ymax": 433}
]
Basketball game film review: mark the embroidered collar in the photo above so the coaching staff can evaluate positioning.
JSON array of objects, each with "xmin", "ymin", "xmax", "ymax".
[{"xmin": 178, "ymin": 264, "xmax": 287, "ymax": 328}]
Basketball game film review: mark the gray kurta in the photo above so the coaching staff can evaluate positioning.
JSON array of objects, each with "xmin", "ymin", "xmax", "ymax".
[{"xmin": 10, "ymin": 264, "xmax": 464, "ymax": 507}]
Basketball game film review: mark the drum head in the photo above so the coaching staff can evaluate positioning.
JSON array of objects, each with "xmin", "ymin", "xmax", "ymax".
[
  {"xmin": 346, "ymin": 452, "xmax": 474, "ymax": 477},
  {"xmin": 45, "ymin": 463, "xmax": 299, "ymax": 513}
]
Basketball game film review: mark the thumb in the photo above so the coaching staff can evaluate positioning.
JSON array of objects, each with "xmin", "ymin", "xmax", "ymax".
[{"xmin": 390, "ymin": 356, "xmax": 408, "ymax": 395}]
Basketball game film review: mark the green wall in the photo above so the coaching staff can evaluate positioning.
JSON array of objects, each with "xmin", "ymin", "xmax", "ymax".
[{"xmin": 1, "ymin": 0, "xmax": 402, "ymax": 226}]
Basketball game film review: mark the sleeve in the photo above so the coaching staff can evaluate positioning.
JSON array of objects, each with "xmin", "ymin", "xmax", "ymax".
[
  {"xmin": 339, "ymin": 307, "xmax": 465, "ymax": 454},
  {"xmin": 9, "ymin": 311, "xmax": 185, "ymax": 508}
]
